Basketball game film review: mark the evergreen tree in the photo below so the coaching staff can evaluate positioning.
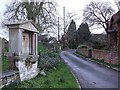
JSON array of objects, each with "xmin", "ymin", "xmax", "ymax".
[
  {"xmin": 66, "ymin": 20, "xmax": 77, "ymax": 49},
  {"xmin": 76, "ymin": 23, "xmax": 91, "ymax": 45}
]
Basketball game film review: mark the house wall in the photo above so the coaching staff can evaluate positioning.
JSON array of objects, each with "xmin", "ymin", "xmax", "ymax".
[
  {"xmin": 117, "ymin": 22, "xmax": 120, "ymax": 61},
  {"xmin": 108, "ymin": 32, "xmax": 117, "ymax": 49}
]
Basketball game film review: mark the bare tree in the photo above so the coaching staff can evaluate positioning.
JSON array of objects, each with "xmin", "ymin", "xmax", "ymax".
[
  {"xmin": 64, "ymin": 12, "xmax": 79, "ymax": 33},
  {"xmin": 60, "ymin": 11, "xmax": 79, "ymax": 48},
  {"xmin": 4, "ymin": 0, "xmax": 58, "ymax": 31},
  {"xmin": 83, "ymin": 1, "xmax": 115, "ymax": 32},
  {"xmin": 114, "ymin": 0, "xmax": 120, "ymax": 10}
]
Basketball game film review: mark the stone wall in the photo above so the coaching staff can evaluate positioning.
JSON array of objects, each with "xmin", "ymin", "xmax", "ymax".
[
  {"xmin": 0, "ymin": 71, "xmax": 19, "ymax": 88},
  {"xmin": 77, "ymin": 48, "xmax": 119, "ymax": 64}
]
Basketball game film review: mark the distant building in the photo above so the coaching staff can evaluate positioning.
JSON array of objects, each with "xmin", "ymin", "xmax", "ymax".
[
  {"xmin": 38, "ymin": 34, "xmax": 48, "ymax": 43},
  {"xmin": 91, "ymin": 34, "xmax": 107, "ymax": 43}
]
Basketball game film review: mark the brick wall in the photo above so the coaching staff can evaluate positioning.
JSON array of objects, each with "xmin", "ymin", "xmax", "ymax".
[{"xmin": 77, "ymin": 48, "xmax": 119, "ymax": 64}]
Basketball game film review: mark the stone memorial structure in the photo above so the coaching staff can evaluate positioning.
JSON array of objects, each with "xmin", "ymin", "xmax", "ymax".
[{"xmin": 5, "ymin": 20, "xmax": 39, "ymax": 81}]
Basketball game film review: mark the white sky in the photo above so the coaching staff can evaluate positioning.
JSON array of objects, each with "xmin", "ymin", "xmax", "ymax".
[
  {"xmin": 56, "ymin": 0, "xmax": 118, "ymax": 34},
  {"xmin": 0, "ymin": 0, "xmax": 119, "ymax": 39}
]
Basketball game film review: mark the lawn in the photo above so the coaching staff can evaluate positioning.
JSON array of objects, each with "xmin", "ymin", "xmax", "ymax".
[{"xmin": 3, "ymin": 62, "xmax": 79, "ymax": 89}]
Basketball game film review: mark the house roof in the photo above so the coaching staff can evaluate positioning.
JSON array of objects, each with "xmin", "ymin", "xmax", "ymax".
[
  {"xmin": 38, "ymin": 34, "xmax": 48, "ymax": 42},
  {"xmin": 5, "ymin": 20, "xmax": 40, "ymax": 33},
  {"xmin": 91, "ymin": 34, "xmax": 107, "ymax": 42}
]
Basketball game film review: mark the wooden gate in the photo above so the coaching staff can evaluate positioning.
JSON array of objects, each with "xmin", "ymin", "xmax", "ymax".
[{"xmin": 8, "ymin": 53, "xmax": 16, "ymax": 70}]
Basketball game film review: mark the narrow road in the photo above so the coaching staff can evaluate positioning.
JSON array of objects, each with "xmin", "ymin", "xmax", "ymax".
[{"xmin": 60, "ymin": 51, "xmax": 119, "ymax": 88}]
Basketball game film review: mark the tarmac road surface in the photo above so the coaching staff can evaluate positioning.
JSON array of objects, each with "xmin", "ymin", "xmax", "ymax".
[{"xmin": 60, "ymin": 50, "xmax": 120, "ymax": 88}]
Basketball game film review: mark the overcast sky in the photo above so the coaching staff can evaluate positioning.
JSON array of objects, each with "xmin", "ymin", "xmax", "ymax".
[{"xmin": 0, "ymin": 0, "xmax": 118, "ymax": 39}]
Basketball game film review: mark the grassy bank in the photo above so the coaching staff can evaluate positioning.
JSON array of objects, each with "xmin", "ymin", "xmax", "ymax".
[{"xmin": 3, "ymin": 62, "xmax": 79, "ymax": 89}]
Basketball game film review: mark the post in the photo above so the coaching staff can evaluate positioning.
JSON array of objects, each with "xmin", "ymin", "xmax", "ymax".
[
  {"xmin": 58, "ymin": 17, "xmax": 60, "ymax": 42},
  {"xmin": 63, "ymin": 7, "xmax": 65, "ymax": 34},
  {"xmin": 63, "ymin": 7, "xmax": 66, "ymax": 48},
  {"xmin": 88, "ymin": 48, "xmax": 92, "ymax": 58}
]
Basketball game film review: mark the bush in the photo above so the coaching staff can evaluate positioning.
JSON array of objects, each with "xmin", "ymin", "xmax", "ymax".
[{"xmin": 38, "ymin": 51, "xmax": 60, "ymax": 70}]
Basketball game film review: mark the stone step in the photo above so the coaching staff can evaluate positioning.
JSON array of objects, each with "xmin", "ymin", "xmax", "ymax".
[{"xmin": 0, "ymin": 70, "xmax": 19, "ymax": 88}]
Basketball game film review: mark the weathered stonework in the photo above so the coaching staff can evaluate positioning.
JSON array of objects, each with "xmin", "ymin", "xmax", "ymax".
[
  {"xmin": 0, "ymin": 70, "xmax": 19, "ymax": 88},
  {"xmin": 15, "ymin": 55, "xmax": 39, "ymax": 81},
  {"xmin": 5, "ymin": 20, "xmax": 39, "ymax": 82},
  {"xmin": 17, "ymin": 60, "xmax": 39, "ymax": 81}
]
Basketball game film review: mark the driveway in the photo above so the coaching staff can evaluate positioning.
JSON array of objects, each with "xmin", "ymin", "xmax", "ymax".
[{"xmin": 60, "ymin": 50, "xmax": 119, "ymax": 88}]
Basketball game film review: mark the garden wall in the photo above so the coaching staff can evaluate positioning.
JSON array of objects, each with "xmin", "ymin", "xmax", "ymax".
[{"xmin": 77, "ymin": 48, "xmax": 119, "ymax": 64}]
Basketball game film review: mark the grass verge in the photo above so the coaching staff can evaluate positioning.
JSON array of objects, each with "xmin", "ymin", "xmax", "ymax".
[{"xmin": 2, "ymin": 61, "xmax": 79, "ymax": 89}]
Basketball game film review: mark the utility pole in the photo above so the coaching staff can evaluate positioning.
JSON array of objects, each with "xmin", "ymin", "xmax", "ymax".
[
  {"xmin": 63, "ymin": 7, "xmax": 66, "ymax": 48},
  {"xmin": 63, "ymin": 7, "xmax": 65, "ymax": 34},
  {"xmin": 58, "ymin": 17, "xmax": 60, "ymax": 42}
]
